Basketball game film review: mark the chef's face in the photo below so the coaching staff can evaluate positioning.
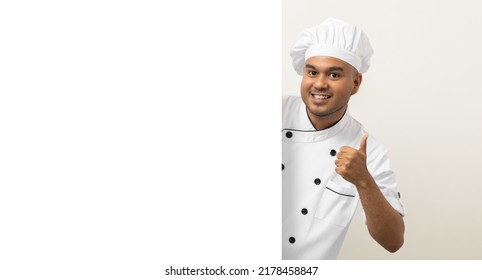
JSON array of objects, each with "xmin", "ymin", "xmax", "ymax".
[{"xmin": 300, "ymin": 56, "xmax": 362, "ymax": 127}]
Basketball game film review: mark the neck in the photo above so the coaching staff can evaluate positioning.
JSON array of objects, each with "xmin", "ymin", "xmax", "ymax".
[{"xmin": 307, "ymin": 106, "xmax": 347, "ymax": 131}]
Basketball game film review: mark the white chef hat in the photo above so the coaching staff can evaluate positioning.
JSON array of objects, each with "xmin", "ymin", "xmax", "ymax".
[{"xmin": 290, "ymin": 18, "xmax": 374, "ymax": 75}]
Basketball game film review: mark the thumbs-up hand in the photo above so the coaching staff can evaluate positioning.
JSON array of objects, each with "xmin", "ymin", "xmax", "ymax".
[{"xmin": 335, "ymin": 134, "xmax": 370, "ymax": 186}]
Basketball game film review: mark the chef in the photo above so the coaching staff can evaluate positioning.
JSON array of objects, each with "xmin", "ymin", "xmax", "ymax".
[{"xmin": 282, "ymin": 18, "xmax": 406, "ymax": 260}]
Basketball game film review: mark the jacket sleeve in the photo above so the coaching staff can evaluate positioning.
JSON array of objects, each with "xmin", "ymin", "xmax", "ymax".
[{"xmin": 366, "ymin": 139, "xmax": 406, "ymax": 217}]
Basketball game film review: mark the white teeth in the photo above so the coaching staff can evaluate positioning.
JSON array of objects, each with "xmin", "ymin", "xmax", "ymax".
[{"xmin": 313, "ymin": 94, "xmax": 329, "ymax": 100}]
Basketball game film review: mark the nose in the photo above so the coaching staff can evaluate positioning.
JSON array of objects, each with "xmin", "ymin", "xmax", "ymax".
[{"xmin": 313, "ymin": 75, "xmax": 328, "ymax": 90}]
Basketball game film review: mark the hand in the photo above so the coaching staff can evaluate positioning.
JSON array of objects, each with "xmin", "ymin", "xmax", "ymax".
[{"xmin": 335, "ymin": 134, "xmax": 370, "ymax": 186}]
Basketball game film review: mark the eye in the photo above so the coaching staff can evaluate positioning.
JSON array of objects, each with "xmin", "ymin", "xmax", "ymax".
[
  {"xmin": 329, "ymin": 73, "xmax": 341, "ymax": 79},
  {"xmin": 307, "ymin": 70, "xmax": 317, "ymax": 76}
]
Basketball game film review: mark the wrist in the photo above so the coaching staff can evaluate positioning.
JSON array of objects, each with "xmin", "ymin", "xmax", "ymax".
[{"xmin": 355, "ymin": 173, "xmax": 375, "ymax": 191}]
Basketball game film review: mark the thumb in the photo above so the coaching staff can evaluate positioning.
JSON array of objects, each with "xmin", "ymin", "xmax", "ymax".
[{"xmin": 359, "ymin": 134, "xmax": 368, "ymax": 153}]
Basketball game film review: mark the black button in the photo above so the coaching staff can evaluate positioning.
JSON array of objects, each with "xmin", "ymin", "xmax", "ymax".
[
  {"xmin": 330, "ymin": 149, "xmax": 337, "ymax": 156},
  {"xmin": 398, "ymin": 192, "xmax": 401, "ymax": 198},
  {"xmin": 314, "ymin": 178, "xmax": 321, "ymax": 185},
  {"xmin": 285, "ymin": 131, "xmax": 293, "ymax": 138},
  {"xmin": 282, "ymin": 164, "xmax": 284, "ymax": 171},
  {"xmin": 289, "ymin": 237, "xmax": 296, "ymax": 243},
  {"xmin": 301, "ymin": 208, "xmax": 308, "ymax": 215}
]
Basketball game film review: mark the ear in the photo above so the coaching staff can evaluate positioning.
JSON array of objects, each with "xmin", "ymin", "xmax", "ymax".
[{"xmin": 351, "ymin": 73, "xmax": 363, "ymax": 96}]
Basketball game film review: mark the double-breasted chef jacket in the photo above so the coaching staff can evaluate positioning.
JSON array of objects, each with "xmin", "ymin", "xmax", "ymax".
[{"xmin": 282, "ymin": 95, "xmax": 406, "ymax": 260}]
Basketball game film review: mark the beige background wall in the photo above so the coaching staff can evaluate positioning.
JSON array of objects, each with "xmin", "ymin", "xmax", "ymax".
[{"xmin": 283, "ymin": 0, "xmax": 482, "ymax": 259}]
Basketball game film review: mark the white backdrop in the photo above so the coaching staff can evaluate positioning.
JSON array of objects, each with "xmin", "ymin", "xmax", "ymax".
[{"xmin": 283, "ymin": 0, "xmax": 482, "ymax": 259}]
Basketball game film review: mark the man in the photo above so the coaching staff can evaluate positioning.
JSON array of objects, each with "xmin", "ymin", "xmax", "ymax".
[{"xmin": 282, "ymin": 18, "xmax": 405, "ymax": 260}]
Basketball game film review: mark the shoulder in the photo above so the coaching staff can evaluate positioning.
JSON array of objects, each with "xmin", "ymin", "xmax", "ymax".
[
  {"xmin": 282, "ymin": 95, "xmax": 302, "ymax": 111},
  {"xmin": 359, "ymin": 128, "xmax": 392, "ymax": 174},
  {"xmin": 282, "ymin": 95, "xmax": 303, "ymax": 129},
  {"xmin": 343, "ymin": 115, "xmax": 389, "ymax": 164}
]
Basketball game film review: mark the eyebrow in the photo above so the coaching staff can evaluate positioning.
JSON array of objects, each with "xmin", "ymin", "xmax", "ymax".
[{"xmin": 305, "ymin": 64, "xmax": 345, "ymax": 72}]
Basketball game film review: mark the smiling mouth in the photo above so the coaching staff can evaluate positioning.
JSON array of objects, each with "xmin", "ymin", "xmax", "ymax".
[{"xmin": 311, "ymin": 93, "xmax": 331, "ymax": 100}]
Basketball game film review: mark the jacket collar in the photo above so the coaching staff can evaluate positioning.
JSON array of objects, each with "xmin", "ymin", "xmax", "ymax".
[{"xmin": 282, "ymin": 103, "xmax": 352, "ymax": 142}]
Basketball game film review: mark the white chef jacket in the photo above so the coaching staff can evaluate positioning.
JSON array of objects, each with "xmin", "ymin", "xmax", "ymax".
[{"xmin": 282, "ymin": 95, "xmax": 405, "ymax": 260}]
